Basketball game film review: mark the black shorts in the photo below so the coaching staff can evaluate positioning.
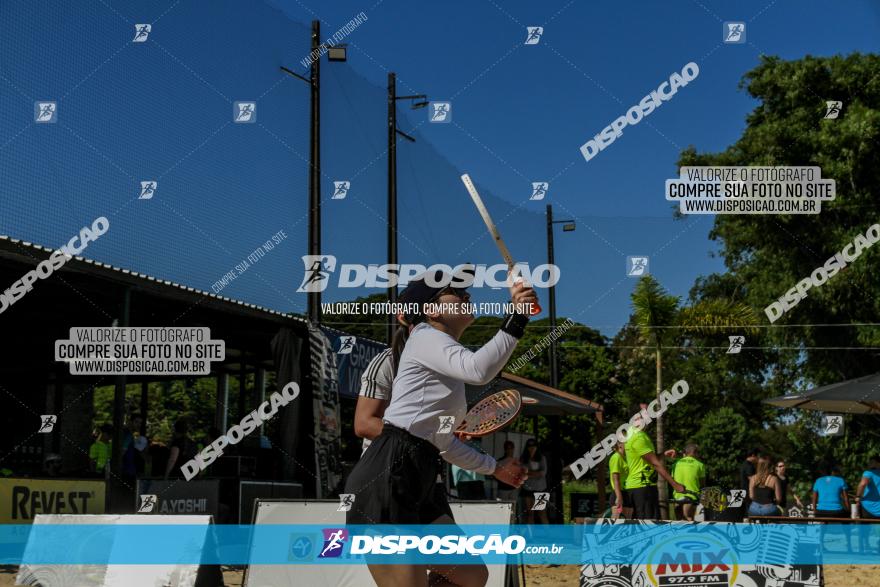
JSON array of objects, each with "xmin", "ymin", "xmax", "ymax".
[
  {"xmin": 344, "ymin": 425, "xmax": 453, "ymax": 525},
  {"xmin": 629, "ymin": 485, "xmax": 660, "ymax": 520},
  {"xmin": 611, "ymin": 489, "xmax": 634, "ymax": 509},
  {"xmin": 815, "ymin": 508, "xmax": 847, "ymax": 518}
]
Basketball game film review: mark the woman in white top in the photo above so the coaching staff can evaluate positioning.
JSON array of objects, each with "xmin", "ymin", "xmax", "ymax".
[{"xmin": 344, "ymin": 269, "xmax": 534, "ymax": 587}]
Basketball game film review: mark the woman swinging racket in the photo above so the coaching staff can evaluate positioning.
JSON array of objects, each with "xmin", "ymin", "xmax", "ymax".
[{"xmin": 344, "ymin": 268, "xmax": 535, "ymax": 587}]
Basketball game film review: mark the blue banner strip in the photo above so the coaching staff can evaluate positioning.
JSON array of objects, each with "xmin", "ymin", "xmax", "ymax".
[{"xmin": 1, "ymin": 524, "xmax": 879, "ymax": 565}]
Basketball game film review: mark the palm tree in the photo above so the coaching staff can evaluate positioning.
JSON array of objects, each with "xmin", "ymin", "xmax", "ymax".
[{"xmin": 630, "ymin": 275, "xmax": 758, "ymax": 517}]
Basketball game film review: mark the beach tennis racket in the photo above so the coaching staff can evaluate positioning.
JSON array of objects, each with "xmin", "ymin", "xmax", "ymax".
[
  {"xmin": 455, "ymin": 388, "xmax": 523, "ymax": 437},
  {"xmin": 460, "ymin": 174, "xmax": 541, "ymax": 316}
]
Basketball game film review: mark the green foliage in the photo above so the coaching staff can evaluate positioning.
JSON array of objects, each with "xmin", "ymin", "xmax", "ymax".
[
  {"xmin": 677, "ymin": 52, "xmax": 880, "ymax": 483},
  {"xmin": 693, "ymin": 407, "xmax": 752, "ymax": 488},
  {"xmin": 679, "ymin": 53, "xmax": 880, "ymax": 383}
]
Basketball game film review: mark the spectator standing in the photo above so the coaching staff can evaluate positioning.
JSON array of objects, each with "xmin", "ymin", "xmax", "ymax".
[
  {"xmin": 164, "ymin": 419, "xmax": 197, "ymax": 479},
  {"xmin": 89, "ymin": 424, "xmax": 113, "ymax": 477},
  {"xmin": 671, "ymin": 443, "xmax": 706, "ymax": 521},
  {"xmin": 775, "ymin": 460, "xmax": 803, "ymax": 510},
  {"xmin": 739, "ymin": 448, "xmax": 760, "ymax": 492},
  {"xmin": 521, "ymin": 439, "xmax": 549, "ymax": 524},
  {"xmin": 747, "ymin": 456, "xmax": 783, "ymax": 517},
  {"xmin": 122, "ymin": 414, "xmax": 148, "ymax": 479},
  {"xmin": 812, "ymin": 464, "xmax": 849, "ymax": 518},
  {"xmin": 856, "ymin": 456, "xmax": 880, "ymax": 519},
  {"xmin": 624, "ymin": 402, "xmax": 685, "ymax": 520},
  {"xmin": 609, "ymin": 441, "xmax": 631, "ymax": 519}
]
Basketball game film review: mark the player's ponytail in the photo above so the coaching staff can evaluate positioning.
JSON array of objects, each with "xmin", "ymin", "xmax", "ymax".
[{"xmin": 390, "ymin": 323, "xmax": 410, "ymax": 377}]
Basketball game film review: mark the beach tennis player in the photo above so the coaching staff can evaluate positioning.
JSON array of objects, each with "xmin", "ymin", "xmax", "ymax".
[{"xmin": 344, "ymin": 268, "xmax": 534, "ymax": 586}]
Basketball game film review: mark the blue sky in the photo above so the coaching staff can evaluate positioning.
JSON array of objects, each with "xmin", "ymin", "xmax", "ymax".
[
  {"xmin": 275, "ymin": 0, "xmax": 880, "ymax": 334},
  {"xmin": 2, "ymin": 0, "xmax": 879, "ymax": 337}
]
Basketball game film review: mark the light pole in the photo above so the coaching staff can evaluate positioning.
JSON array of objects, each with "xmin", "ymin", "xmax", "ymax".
[
  {"xmin": 546, "ymin": 204, "xmax": 575, "ymax": 388},
  {"xmin": 387, "ymin": 72, "xmax": 427, "ymax": 343},
  {"xmin": 546, "ymin": 204, "xmax": 574, "ymax": 524},
  {"xmin": 280, "ymin": 21, "xmax": 347, "ymax": 325}
]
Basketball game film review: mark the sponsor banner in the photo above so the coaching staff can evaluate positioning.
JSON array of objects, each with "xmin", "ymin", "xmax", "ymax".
[
  {"xmin": 0, "ymin": 478, "xmax": 105, "ymax": 523},
  {"xmin": 322, "ymin": 328, "xmax": 386, "ymax": 398},
  {"xmin": 309, "ymin": 327, "xmax": 343, "ymax": 497},
  {"xmin": 135, "ymin": 479, "xmax": 219, "ymax": 517},
  {"xmin": 580, "ymin": 520, "xmax": 827, "ymax": 587},
  {"xmin": 3, "ymin": 523, "xmax": 876, "ymax": 566}
]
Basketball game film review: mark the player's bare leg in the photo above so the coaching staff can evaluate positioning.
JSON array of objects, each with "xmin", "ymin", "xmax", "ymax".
[
  {"xmin": 427, "ymin": 514, "xmax": 489, "ymax": 587},
  {"xmin": 366, "ymin": 563, "xmax": 429, "ymax": 587}
]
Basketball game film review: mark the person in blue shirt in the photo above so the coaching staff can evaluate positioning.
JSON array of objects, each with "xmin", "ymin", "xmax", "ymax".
[
  {"xmin": 856, "ymin": 455, "xmax": 880, "ymax": 519},
  {"xmin": 811, "ymin": 464, "xmax": 849, "ymax": 518}
]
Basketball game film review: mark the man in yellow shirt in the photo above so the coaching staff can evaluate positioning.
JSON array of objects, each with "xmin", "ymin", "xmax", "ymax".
[
  {"xmin": 671, "ymin": 443, "xmax": 706, "ymax": 521},
  {"xmin": 624, "ymin": 402, "xmax": 684, "ymax": 520},
  {"xmin": 608, "ymin": 441, "xmax": 631, "ymax": 519},
  {"xmin": 89, "ymin": 424, "xmax": 113, "ymax": 476}
]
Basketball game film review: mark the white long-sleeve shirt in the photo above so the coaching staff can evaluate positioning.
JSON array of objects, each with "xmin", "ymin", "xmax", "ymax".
[{"xmin": 383, "ymin": 322, "xmax": 519, "ymax": 475}]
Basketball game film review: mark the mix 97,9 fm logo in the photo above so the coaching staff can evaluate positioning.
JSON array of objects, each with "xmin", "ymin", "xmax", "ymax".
[{"xmin": 645, "ymin": 536, "xmax": 738, "ymax": 587}]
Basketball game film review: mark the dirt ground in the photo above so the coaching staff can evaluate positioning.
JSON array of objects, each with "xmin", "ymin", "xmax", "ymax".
[{"xmin": 2, "ymin": 564, "xmax": 878, "ymax": 586}]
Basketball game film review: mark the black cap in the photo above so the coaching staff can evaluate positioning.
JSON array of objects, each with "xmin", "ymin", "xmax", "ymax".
[{"xmin": 398, "ymin": 264, "xmax": 474, "ymax": 322}]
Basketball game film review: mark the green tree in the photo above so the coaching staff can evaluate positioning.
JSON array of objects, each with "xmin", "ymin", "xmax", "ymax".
[
  {"xmin": 629, "ymin": 275, "xmax": 758, "ymax": 511},
  {"xmin": 693, "ymin": 407, "xmax": 752, "ymax": 489},
  {"xmin": 678, "ymin": 52, "xmax": 880, "ymax": 481}
]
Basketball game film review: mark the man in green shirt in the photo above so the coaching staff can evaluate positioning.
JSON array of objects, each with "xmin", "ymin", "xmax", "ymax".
[
  {"xmin": 89, "ymin": 424, "xmax": 113, "ymax": 476},
  {"xmin": 608, "ymin": 441, "xmax": 631, "ymax": 518},
  {"xmin": 671, "ymin": 443, "xmax": 706, "ymax": 521},
  {"xmin": 624, "ymin": 402, "xmax": 684, "ymax": 520}
]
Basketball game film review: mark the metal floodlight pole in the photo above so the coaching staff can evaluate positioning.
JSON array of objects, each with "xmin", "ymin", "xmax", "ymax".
[
  {"xmin": 387, "ymin": 72, "xmax": 398, "ymax": 344},
  {"xmin": 545, "ymin": 204, "xmax": 575, "ymax": 388},
  {"xmin": 386, "ymin": 73, "xmax": 426, "ymax": 343},
  {"xmin": 546, "ymin": 204, "xmax": 574, "ymax": 523},
  {"xmin": 309, "ymin": 20, "xmax": 321, "ymax": 325}
]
